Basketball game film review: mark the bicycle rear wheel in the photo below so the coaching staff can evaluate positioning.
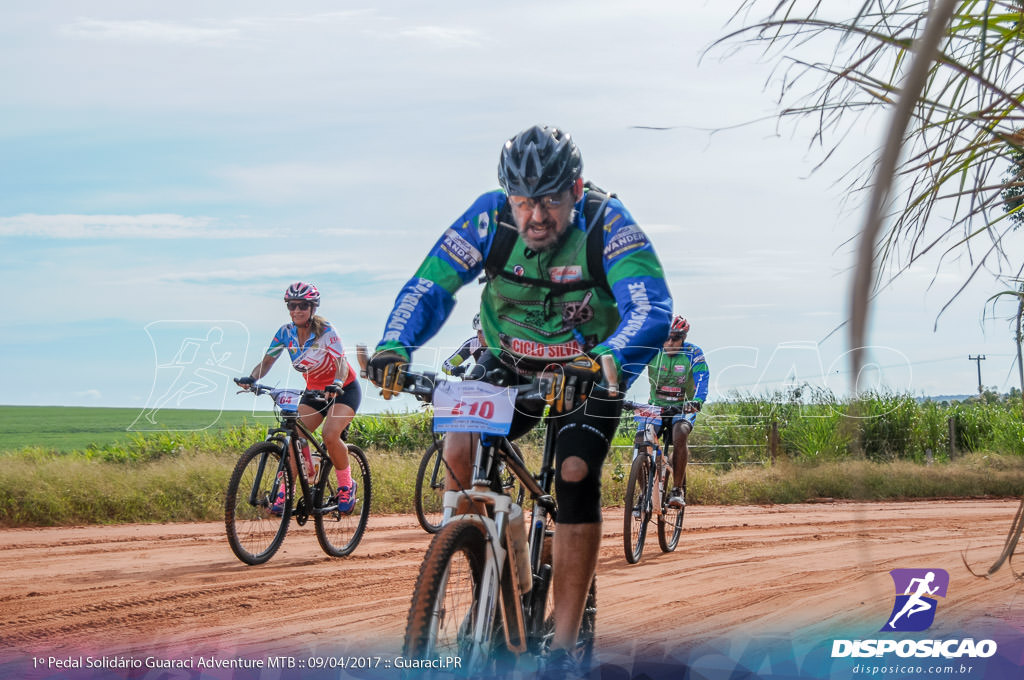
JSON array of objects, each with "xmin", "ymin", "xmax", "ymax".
[
  {"xmin": 414, "ymin": 438, "xmax": 445, "ymax": 534},
  {"xmin": 623, "ymin": 453, "xmax": 651, "ymax": 564},
  {"xmin": 657, "ymin": 469, "xmax": 684, "ymax": 552},
  {"xmin": 225, "ymin": 441, "xmax": 292, "ymax": 565},
  {"xmin": 314, "ymin": 444, "xmax": 371, "ymax": 557},
  {"xmin": 404, "ymin": 520, "xmax": 501, "ymax": 675}
]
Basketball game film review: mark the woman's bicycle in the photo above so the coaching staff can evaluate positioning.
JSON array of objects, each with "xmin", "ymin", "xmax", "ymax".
[
  {"xmin": 358, "ymin": 347, "xmax": 616, "ymax": 675},
  {"xmin": 621, "ymin": 400, "xmax": 689, "ymax": 564},
  {"xmin": 224, "ymin": 380, "xmax": 371, "ymax": 565}
]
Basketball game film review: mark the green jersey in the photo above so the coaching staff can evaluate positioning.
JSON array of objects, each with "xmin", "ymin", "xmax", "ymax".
[{"xmin": 647, "ymin": 342, "xmax": 709, "ymax": 407}]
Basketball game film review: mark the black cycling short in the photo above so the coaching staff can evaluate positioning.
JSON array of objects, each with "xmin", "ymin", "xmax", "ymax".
[{"xmin": 299, "ymin": 379, "xmax": 362, "ymax": 417}]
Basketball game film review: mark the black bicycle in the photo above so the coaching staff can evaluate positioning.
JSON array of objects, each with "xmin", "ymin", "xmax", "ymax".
[
  {"xmin": 359, "ymin": 347, "xmax": 617, "ymax": 675},
  {"xmin": 414, "ymin": 432, "xmax": 526, "ymax": 535},
  {"xmin": 225, "ymin": 380, "xmax": 371, "ymax": 565},
  {"xmin": 621, "ymin": 400, "xmax": 689, "ymax": 564}
]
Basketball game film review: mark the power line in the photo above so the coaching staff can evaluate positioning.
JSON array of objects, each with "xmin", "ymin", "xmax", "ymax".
[{"xmin": 968, "ymin": 355, "xmax": 987, "ymax": 394}]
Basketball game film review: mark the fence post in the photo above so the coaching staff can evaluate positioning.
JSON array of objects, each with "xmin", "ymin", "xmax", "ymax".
[
  {"xmin": 947, "ymin": 415, "xmax": 956, "ymax": 460},
  {"xmin": 769, "ymin": 420, "xmax": 779, "ymax": 465}
]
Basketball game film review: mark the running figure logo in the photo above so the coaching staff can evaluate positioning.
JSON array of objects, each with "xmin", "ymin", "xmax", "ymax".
[{"xmin": 881, "ymin": 568, "xmax": 949, "ymax": 632}]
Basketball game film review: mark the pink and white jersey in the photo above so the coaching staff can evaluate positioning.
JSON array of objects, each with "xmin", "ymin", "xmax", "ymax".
[{"xmin": 266, "ymin": 322, "xmax": 354, "ymax": 391}]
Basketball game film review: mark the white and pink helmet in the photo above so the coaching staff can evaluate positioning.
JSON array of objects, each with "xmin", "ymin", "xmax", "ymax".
[{"xmin": 284, "ymin": 282, "xmax": 320, "ymax": 306}]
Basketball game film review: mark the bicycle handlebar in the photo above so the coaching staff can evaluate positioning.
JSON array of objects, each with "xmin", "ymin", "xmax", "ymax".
[
  {"xmin": 622, "ymin": 400, "xmax": 700, "ymax": 415},
  {"xmin": 356, "ymin": 344, "xmax": 619, "ymax": 407},
  {"xmin": 233, "ymin": 377, "xmax": 343, "ymax": 400}
]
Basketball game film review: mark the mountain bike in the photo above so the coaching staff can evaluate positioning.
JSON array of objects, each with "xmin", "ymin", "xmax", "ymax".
[
  {"xmin": 224, "ymin": 380, "xmax": 371, "ymax": 565},
  {"xmin": 414, "ymin": 362, "xmax": 527, "ymax": 534},
  {"xmin": 621, "ymin": 400, "xmax": 690, "ymax": 564},
  {"xmin": 415, "ymin": 433, "xmax": 527, "ymax": 534},
  {"xmin": 358, "ymin": 347, "xmax": 617, "ymax": 675}
]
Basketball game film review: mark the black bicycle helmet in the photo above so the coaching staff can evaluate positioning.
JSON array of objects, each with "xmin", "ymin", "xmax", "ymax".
[{"xmin": 498, "ymin": 125, "xmax": 582, "ymax": 198}]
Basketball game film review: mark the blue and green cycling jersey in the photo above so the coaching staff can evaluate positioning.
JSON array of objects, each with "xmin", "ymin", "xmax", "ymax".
[
  {"xmin": 647, "ymin": 343, "xmax": 709, "ymax": 407},
  {"xmin": 375, "ymin": 188, "xmax": 673, "ymax": 387}
]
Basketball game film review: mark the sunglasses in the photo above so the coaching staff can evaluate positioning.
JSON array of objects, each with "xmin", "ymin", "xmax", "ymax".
[
  {"xmin": 286, "ymin": 301, "xmax": 312, "ymax": 311},
  {"xmin": 668, "ymin": 333, "xmax": 685, "ymax": 341},
  {"xmin": 510, "ymin": 193, "xmax": 567, "ymax": 212}
]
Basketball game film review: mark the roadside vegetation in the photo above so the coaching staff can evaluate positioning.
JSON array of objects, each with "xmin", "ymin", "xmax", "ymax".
[{"xmin": 2, "ymin": 390, "xmax": 1022, "ymax": 527}]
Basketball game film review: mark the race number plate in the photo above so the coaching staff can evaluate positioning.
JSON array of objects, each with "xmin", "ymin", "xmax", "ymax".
[
  {"xmin": 635, "ymin": 405, "xmax": 663, "ymax": 420},
  {"xmin": 273, "ymin": 389, "xmax": 302, "ymax": 413},
  {"xmin": 432, "ymin": 381, "xmax": 515, "ymax": 435},
  {"xmin": 634, "ymin": 404, "xmax": 664, "ymax": 428}
]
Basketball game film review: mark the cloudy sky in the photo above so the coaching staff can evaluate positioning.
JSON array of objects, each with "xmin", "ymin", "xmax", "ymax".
[{"xmin": 3, "ymin": 1, "xmax": 1021, "ymax": 417}]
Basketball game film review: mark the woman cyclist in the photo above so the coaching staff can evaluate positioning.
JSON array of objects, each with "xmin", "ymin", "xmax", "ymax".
[{"xmin": 239, "ymin": 282, "xmax": 362, "ymax": 513}]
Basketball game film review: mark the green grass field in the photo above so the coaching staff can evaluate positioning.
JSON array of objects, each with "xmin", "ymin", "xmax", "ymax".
[
  {"xmin": 2, "ymin": 401, "xmax": 1022, "ymax": 527},
  {"xmin": 0, "ymin": 405, "xmax": 273, "ymax": 452}
]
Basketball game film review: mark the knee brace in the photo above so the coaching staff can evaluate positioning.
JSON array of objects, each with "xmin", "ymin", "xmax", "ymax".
[{"xmin": 554, "ymin": 422, "xmax": 609, "ymax": 524}]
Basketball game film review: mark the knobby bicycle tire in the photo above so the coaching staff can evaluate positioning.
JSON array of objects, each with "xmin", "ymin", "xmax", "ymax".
[
  {"xmin": 414, "ymin": 439, "xmax": 445, "ymax": 534},
  {"xmin": 657, "ymin": 464, "xmax": 684, "ymax": 552},
  {"xmin": 314, "ymin": 444, "xmax": 372, "ymax": 557},
  {"xmin": 623, "ymin": 453, "xmax": 651, "ymax": 564},
  {"xmin": 225, "ymin": 441, "xmax": 292, "ymax": 565},
  {"xmin": 404, "ymin": 520, "xmax": 500, "ymax": 674}
]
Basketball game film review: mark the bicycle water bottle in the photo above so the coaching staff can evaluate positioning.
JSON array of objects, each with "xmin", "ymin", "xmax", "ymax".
[
  {"xmin": 310, "ymin": 451, "xmax": 322, "ymax": 480},
  {"xmin": 297, "ymin": 438, "xmax": 314, "ymax": 479},
  {"xmin": 508, "ymin": 504, "xmax": 532, "ymax": 593}
]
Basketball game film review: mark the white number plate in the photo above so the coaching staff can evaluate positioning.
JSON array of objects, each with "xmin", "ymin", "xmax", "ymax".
[{"xmin": 432, "ymin": 381, "xmax": 515, "ymax": 435}]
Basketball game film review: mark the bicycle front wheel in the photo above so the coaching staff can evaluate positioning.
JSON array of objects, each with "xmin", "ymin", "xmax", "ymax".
[
  {"xmin": 225, "ymin": 441, "xmax": 292, "ymax": 565},
  {"xmin": 414, "ymin": 438, "xmax": 446, "ymax": 534},
  {"xmin": 623, "ymin": 453, "xmax": 651, "ymax": 564},
  {"xmin": 404, "ymin": 520, "xmax": 501, "ymax": 674},
  {"xmin": 657, "ymin": 469, "xmax": 684, "ymax": 552},
  {"xmin": 314, "ymin": 444, "xmax": 371, "ymax": 557}
]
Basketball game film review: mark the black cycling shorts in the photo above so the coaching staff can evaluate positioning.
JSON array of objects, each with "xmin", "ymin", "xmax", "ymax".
[
  {"xmin": 299, "ymin": 379, "xmax": 362, "ymax": 417},
  {"xmin": 506, "ymin": 383, "xmax": 623, "ymax": 525}
]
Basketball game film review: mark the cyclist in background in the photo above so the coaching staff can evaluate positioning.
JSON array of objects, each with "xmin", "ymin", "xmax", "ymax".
[
  {"xmin": 646, "ymin": 315, "xmax": 709, "ymax": 509},
  {"xmin": 442, "ymin": 313, "xmax": 487, "ymax": 375},
  {"xmin": 238, "ymin": 282, "xmax": 362, "ymax": 513},
  {"xmin": 365, "ymin": 125, "xmax": 672, "ymax": 678}
]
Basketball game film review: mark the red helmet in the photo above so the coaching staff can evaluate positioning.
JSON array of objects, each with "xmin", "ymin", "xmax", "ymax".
[
  {"xmin": 670, "ymin": 316, "xmax": 690, "ymax": 336},
  {"xmin": 284, "ymin": 282, "xmax": 320, "ymax": 306}
]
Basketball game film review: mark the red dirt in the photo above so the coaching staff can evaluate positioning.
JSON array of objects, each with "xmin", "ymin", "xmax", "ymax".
[{"xmin": 2, "ymin": 500, "xmax": 1022, "ymax": 676}]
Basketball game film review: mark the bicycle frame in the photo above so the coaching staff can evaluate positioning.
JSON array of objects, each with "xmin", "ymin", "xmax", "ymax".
[
  {"xmin": 362, "ymin": 344, "xmax": 614, "ymax": 669},
  {"xmin": 437, "ymin": 422, "xmax": 558, "ymax": 657},
  {"xmin": 631, "ymin": 412, "xmax": 674, "ymax": 519},
  {"xmin": 254, "ymin": 400, "xmax": 336, "ymax": 521}
]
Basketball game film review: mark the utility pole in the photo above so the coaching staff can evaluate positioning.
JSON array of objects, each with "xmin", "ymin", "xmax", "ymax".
[{"xmin": 968, "ymin": 354, "xmax": 986, "ymax": 395}]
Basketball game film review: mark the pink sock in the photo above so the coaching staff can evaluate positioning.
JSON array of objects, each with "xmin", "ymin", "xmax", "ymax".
[{"xmin": 336, "ymin": 467, "xmax": 352, "ymax": 488}]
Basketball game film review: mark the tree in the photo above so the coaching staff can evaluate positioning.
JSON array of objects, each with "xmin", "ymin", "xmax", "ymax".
[
  {"xmin": 713, "ymin": 1, "xmax": 1024, "ymax": 354},
  {"xmin": 1002, "ymin": 145, "xmax": 1024, "ymax": 226},
  {"xmin": 715, "ymin": 0, "xmax": 1024, "ymax": 578}
]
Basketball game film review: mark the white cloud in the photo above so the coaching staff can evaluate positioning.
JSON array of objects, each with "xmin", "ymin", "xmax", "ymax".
[
  {"xmin": 215, "ymin": 162, "xmax": 389, "ymax": 201},
  {"xmin": 60, "ymin": 18, "xmax": 241, "ymax": 45},
  {"xmin": 397, "ymin": 26, "xmax": 482, "ymax": 48},
  {"xmin": 0, "ymin": 214, "xmax": 271, "ymax": 239},
  {"xmin": 58, "ymin": 12, "xmax": 375, "ymax": 45}
]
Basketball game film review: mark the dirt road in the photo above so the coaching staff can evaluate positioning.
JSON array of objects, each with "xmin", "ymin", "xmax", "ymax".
[{"xmin": 2, "ymin": 500, "xmax": 1022, "ymax": 678}]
